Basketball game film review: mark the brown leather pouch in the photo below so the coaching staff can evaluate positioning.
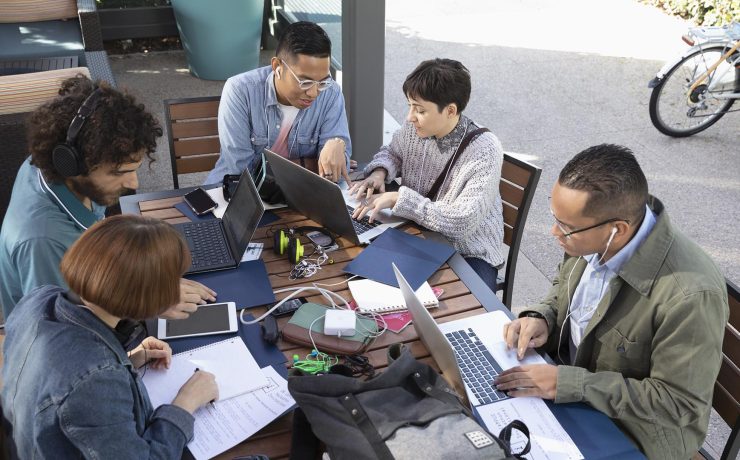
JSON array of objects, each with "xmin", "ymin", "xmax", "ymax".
[{"xmin": 281, "ymin": 303, "xmax": 377, "ymax": 355}]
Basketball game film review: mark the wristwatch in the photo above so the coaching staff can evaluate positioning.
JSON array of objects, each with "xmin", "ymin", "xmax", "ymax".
[{"xmin": 521, "ymin": 311, "xmax": 545, "ymax": 320}]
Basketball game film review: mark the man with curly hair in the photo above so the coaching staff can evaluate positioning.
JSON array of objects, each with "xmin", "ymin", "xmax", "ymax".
[{"xmin": 0, "ymin": 76, "xmax": 215, "ymax": 320}]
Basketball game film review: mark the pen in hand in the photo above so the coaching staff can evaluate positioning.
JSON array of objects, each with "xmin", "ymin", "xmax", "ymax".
[{"xmin": 194, "ymin": 367, "xmax": 217, "ymax": 408}]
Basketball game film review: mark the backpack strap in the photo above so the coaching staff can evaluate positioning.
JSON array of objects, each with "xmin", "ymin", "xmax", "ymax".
[
  {"xmin": 339, "ymin": 393, "xmax": 395, "ymax": 460},
  {"xmin": 425, "ymin": 127, "xmax": 490, "ymax": 200},
  {"xmin": 498, "ymin": 419, "xmax": 531, "ymax": 458},
  {"xmin": 289, "ymin": 407, "xmax": 322, "ymax": 460}
]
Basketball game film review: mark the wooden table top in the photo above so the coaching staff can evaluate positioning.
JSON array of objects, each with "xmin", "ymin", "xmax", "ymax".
[{"xmin": 123, "ymin": 190, "xmax": 508, "ymax": 459}]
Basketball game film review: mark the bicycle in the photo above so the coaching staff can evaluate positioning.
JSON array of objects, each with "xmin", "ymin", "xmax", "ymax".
[{"xmin": 648, "ymin": 22, "xmax": 740, "ymax": 137}]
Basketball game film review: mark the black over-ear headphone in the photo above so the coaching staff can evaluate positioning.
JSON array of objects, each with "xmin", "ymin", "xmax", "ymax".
[
  {"xmin": 273, "ymin": 226, "xmax": 335, "ymax": 264},
  {"xmin": 52, "ymin": 87, "xmax": 103, "ymax": 178}
]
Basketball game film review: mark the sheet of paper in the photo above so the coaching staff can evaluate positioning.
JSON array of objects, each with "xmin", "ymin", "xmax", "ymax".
[
  {"xmin": 205, "ymin": 188, "xmax": 230, "ymax": 219},
  {"xmin": 187, "ymin": 366, "xmax": 295, "ymax": 460},
  {"xmin": 477, "ymin": 398, "xmax": 584, "ymax": 460},
  {"xmin": 206, "ymin": 187, "xmax": 285, "ymax": 218},
  {"xmin": 142, "ymin": 337, "xmax": 268, "ymax": 408},
  {"xmin": 241, "ymin": 242, "xmax": 264, "ymax": 262}
]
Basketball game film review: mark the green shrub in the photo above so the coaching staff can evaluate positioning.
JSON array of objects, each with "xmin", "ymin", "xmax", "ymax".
[{"xmin": 641, "ymin": 0, "xmax": 740, "ymax": 26}]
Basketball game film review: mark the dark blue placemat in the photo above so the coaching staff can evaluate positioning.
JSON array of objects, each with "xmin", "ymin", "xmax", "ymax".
[
  {"xmin": 185, "ymin": 260, "xmax": 275, "ymax": 310},
  {"xmin": 343, "ymin": 227, "xmax": 455, "ymax": 289}
]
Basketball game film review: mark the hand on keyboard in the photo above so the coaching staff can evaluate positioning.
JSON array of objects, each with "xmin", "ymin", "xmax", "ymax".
[
  {"xmin": 494, "ymin": 363, "xmax": 558, "ymax": 400},
  {"xmin": 351, "ymin": 191, "xmax": 399, "ymax": 223}
]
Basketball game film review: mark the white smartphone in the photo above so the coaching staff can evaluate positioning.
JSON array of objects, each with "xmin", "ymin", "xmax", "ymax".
[{"xmin": 157, "ymin": 302, "xmax": 238, "ymax": 340}]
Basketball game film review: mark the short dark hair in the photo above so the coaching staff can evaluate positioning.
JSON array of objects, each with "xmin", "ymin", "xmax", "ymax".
[
  {"xmin": 558, "ymin": 144, "xmax": 649, "ymax": 223},
  {"xmin": 402, "ymin": 59, "xmax": 471, "ymax": 113},
  {"xmin": 61, "ymin": 215, "xmax": 190, "ymax": 319},
  {"xmin": 276, "ymin": 21, "xmax": 331, "ymax": 62},
  {"xmin": 28, "ymin": 76, "xmax": 162, "ymax": 183}
]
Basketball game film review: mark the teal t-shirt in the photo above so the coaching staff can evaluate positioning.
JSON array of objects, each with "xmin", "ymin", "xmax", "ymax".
[{"xmin": 0, "ymin": 159, "xmax": 106, "ymax": 319}]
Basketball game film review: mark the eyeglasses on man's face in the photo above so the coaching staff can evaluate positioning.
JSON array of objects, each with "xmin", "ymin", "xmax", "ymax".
[
  {"xmin": 280, "ymin": 59, "xmax": 333, "ymax": 92},
  {"xmin": 550, "ymin": 209, "xmax": 629, "ymax": 239}
]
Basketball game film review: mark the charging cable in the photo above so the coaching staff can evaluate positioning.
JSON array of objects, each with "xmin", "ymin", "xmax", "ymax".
[{"xmin": 239, "ymin": 285, "xmax": 388, "ymax": 342}]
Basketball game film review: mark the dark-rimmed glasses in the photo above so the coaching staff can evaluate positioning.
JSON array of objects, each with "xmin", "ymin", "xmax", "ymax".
[
  {"xmin": 550, "ymin": 209, "xmax": 629, "ymax": 239},
  {"xmin": 281, "ymin": 59, "xmax": 333, "ymax": 92}
]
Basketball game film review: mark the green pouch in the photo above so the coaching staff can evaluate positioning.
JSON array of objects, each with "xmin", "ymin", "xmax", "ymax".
[{"xmin": 282, "ymin": 303, "xmax": 378, "ymax": 355}]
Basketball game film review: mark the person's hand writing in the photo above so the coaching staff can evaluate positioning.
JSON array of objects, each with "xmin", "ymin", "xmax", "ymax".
[
  {"xmin": 351, "ymin": 191, "xmax": 399, "ymax": 223},
  {"xmin": 172, "ymin": 370, "xmax": 219, "ymax": 414},
  {"xmin": 160, "ymin": 279, "xmax": 217, "ymax": 320},
  {"xmin": 318, "ymin": 139, "xmax": 351, "ymax": 184},
  {"xmin": 494, "ymin": 364, "xmax": 558, "ymax": 399},
  {"xmin": 349, "ymin": 169, "xmax": 387, "ymax": 201},
  {"xmin": 128, "ymin": 336, "xmax": 172, "ymax": 370},
  {"xmin": 503, "ymin": 317, "xmax": 549, "ymax": 360}
]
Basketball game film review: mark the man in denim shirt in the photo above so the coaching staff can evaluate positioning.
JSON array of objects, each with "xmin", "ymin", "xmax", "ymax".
[{"xmin": 206, "ymin": 21, "xmax": 352, "ymax": 186}]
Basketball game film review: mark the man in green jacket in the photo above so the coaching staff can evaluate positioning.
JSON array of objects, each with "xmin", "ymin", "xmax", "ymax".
[{"xmin": 495, "ymin": 144, "xmax": 728, "ymax": 459}]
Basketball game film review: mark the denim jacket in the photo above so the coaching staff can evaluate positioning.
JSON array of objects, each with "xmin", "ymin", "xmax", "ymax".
[
  {"xmin": 1, "ymin": 286, "xmax": 195, "ymax": 459},
  {"xmin": 205, "ymin": 65, "xmax": 352, "ymax": 184}
]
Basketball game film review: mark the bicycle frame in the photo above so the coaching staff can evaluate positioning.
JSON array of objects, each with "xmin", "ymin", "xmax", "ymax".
[
  {"xmin": 687, "ymin": 41, "xmax": 740, "ymax": 97},
  {"xmin": 649, "ymin": 23, "xmax": 740, "ymax": 103}
]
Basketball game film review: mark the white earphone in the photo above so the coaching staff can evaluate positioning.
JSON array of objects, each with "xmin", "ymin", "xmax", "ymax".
[
  {"xmin": 556, "ymin": 226, "xmax": 618, "ymax": 363},
  {"xmin": 276, "ymin": 68, "xmax": 281, "ymax": 79}
]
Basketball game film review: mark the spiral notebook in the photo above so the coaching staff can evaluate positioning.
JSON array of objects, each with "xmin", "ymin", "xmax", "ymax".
[
  {"xmin": 142, "ymin": 337, "xmax": 268, "ymax": 409},
  {"xmin": 349, "ymin": 279, "xmax": 438, "ymax": 313}
]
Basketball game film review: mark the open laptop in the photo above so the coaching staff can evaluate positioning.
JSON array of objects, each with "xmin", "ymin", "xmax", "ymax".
[
  {"xmin": 175, "ymin": 174, "xmax": 264, "ymax": 274},
  {"xmin": 264, "ymin": 149, "xmax": 406, "ymax": 245},
  {"xmin": 392, "ymin": 263, "xmax": 545, "ymax": 408},
  {"xmin": 396, "ymin": 265, "xmax": 584, "ymax": 459}
]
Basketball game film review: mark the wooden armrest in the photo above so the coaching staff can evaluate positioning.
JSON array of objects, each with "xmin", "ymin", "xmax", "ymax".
[
  {"xmin": 0, "ymin": 67, "xmax": 91, "ymax": 115},
  {"xmin": 0, "ymin": 0, "xmax": 77, "ymax": 23}
]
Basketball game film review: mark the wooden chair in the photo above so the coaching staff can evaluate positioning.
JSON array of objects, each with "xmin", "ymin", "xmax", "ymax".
[
  {"xmin": 699, "ymin": 279, "xmax": 740, "ymax": 460},
  {"xmin": 0, "ymin": 66, "xmax": 92, "ymax": 223},
  {"xmin": 0, "ymin": 0, "xmax": 115, "ymax": 85},
  {"xmin": 496, "ymin": 154, "xmax": 541, "ymax": 309},
  {"xmin": 164, "ymin": 96, "xmax": 221, "ymax": 189}
]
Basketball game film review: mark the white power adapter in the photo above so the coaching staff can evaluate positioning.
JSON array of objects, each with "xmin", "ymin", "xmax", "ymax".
[{"xmin": 324, "ymin": 309, "xmax": 357, "ymax": 337}]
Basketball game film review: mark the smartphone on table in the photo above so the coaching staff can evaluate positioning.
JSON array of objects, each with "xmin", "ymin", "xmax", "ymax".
[
  {"xmin": 157, "ymin": 302, "xmax": 238, "ymax": 340},
  {"xmin": 270, "ymin": 297, "xmax": 307, "ymax": 317},
  {"xmin": 306, "ymin": 231, "xmax": 339, "ymax": 252},
  {"xmin": 184, "ymin": 187, "xmax": 218, "ymax": 216}
]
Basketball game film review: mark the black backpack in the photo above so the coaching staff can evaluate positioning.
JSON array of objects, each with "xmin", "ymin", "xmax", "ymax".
[{"xmin": 288, "ymin": 344, "xmax": 530, "ymax": 460}]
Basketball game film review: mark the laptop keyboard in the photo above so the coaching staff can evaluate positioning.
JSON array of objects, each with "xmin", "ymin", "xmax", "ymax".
[
  {"xmin": 347, "ymin": 205, "xmax": 381, "ymax": 234},
  {"xmin": 445, "ymin": 328, "xmax": 509, "ymax": 404},
  {"xmin": 181, "ymin": 220, "xmax": 232, "ymax": 269}
]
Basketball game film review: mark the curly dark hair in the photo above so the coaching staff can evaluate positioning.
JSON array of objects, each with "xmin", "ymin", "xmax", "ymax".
[{"xmin": 28, "ymin": 76, "xmax": 162, "ymax": 183}]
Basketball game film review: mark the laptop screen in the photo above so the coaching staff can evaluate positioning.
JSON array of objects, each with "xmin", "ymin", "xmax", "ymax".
[{"xmin": 221, "ymin": 174, "xmax": 264, "ymax": 258}]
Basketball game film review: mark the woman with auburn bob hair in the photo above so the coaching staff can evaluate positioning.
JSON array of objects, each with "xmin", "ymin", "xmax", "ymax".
[{"xmin": 1, "ymin": 215, "xmax": 218, "ymax": 458}]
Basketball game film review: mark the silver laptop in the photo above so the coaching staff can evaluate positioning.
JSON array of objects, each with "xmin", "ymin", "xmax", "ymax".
[
  {"xmin": 393, "ymin": 263, "xmax": 522, "ymax": 408},
  {"xmin": 394, "ymin": 265, "xmax": 585, "ymax": 459},
  {"xmin": 265, "ymin": 150, "xmax": 406, "ymax": 245}
]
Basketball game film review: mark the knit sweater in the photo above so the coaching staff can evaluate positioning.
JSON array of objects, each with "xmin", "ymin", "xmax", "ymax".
[{"xmin": 364, "ymin": 115, "xmax": 505, "ymax": 268}]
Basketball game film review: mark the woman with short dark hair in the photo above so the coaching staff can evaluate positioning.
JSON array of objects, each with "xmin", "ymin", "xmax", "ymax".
[
  {"xmin": 350, "ymin": 59, "xmax": 505, "ymax": 289},
  {"xmin": 1, "ymin": 215, "xmax": 218, "ymax": 458}
]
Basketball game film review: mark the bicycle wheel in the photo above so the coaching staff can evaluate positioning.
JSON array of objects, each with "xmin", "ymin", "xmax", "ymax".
[{"xmin": 649, "ymin": 45, "xmax": 739, "ymax": 137}]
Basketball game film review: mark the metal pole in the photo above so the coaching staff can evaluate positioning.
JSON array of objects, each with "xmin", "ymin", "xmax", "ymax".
[{"xmin": 341, "ymin": 0, "xmax": 385, "ymax": 162}]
